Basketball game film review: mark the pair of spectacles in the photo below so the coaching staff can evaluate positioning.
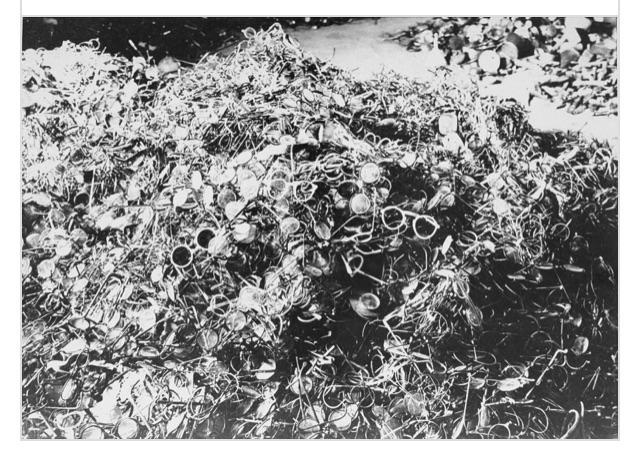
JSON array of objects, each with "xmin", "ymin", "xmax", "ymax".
[
  {"xmin": 174, "ymin": 224, "xmax": 226, "ymax": 261},
  {"xmin": 380, "ymin": 206, "xmax": 439, "ymax": 240}
]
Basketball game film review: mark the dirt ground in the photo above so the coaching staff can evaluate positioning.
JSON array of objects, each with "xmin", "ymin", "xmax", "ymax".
[{"xmin": 289, "ymin": 18, "xmax": 435, "ymax": 80}]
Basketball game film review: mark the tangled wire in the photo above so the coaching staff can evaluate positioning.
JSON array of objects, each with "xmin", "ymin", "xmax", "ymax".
[{"xmin": 21, "ymin": 23, "xmax": 617, "ymax": 439}]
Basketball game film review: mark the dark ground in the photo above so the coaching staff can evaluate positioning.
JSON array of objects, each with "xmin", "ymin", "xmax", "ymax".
[{"xmin": 22, "ymin": 17, "xmax": 363, "ymax": 62}]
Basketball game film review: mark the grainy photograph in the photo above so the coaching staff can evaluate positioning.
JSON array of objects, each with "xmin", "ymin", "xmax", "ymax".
[{"xmin": 21, "ymin": 15, "xmax": 618, "ymax": 439}]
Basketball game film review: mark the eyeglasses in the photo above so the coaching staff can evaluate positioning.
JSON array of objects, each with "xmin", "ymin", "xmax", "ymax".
[
  {"xmin": 341, "ymin": 253, "xmax": 386, "ymax": 285},
  {"xmin": 292, "ymin": 181, "xmax": 317, "ymax": 202},
  {"xmin": 187, "ymin": 388, "xmax": 216, "ymax": 422},
  {"xmin": 280, "ymin": 216, "xmax": 302, "ymax": 237},
  {"xmin": 266, "ymin": 177, "xmax": 290, "ymax": 200},
  {"xmin": 458, "ymin": 230, "xmax": 479, "ymax": 249},
  {"xmin": 321, "ymin": 153, "xmax": 353, "ymax": 182},
  {"xmin": 336, "ymin": 180, "xmax": 359, "ymax": 199},
  {"xmin": 74, "ymin": 190, "xmax": 90, "ymax": 206},
  {"xmin": 359, "ymin": 162, "xmax": 382, "ymax": 184},
  {"xmin": 195, "ymin": 227, "xmax": 216, "ymax": 250},
  {"xmin": 80, "ymin": 424, "xmax": 106, "ymax": 439},
  {"xmin": 359, "ymin": 292, "xmax": 380, "ymax": 310},
  {"xmin": 335, "ymin": 215, "xmax": 375, "ymax": 244},
  {"xmin": 116, "ymin": 417, "xmax": 140, "ymax": 439},
  {"xmin": 380, "ymin": 206, "xmax": 439, "ymax": 240},
  {"xmin": 353, "ymin": 240, "xmax": 385, "ymax": 256},
  {"xmin": 54, "ymin": 410, "xmax": 85, "ymax": 431},
  {"xmin": 209, "ymin": 292, "xmax": 232, "ymax": 313},
  {"xmin": 171, "ymin": 244, "xmax": 193, "ymax": 268},
  {"xmin": 232, "ymin": 221, "xmax": 258, "ymax": 244},
  {"xmin": 350, "ymin": 193, "xmax": 372, "ymax": 215},
  {"xmin": 216, "ymin": 188, "xmax": 237, "ymax": 209}
]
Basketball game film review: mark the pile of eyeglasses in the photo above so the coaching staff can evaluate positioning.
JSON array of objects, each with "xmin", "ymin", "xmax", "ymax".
[
  {"xmin": 21, "ymin": 24, "xmax": 617, "ymax": 438},
  {"xmin": 392, "ymin": 16, "xmax": 617, "ymax": 116}
]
